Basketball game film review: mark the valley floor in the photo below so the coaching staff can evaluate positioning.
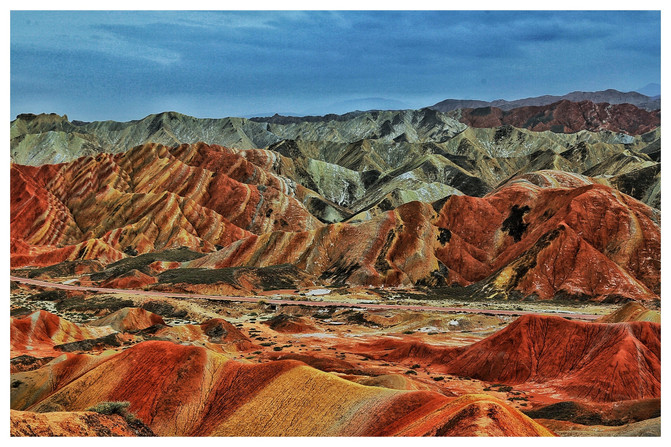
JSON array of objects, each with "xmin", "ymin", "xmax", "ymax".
[{"xmin": 10, "ymin": 278, "xmax": 661, "ymax": 437}]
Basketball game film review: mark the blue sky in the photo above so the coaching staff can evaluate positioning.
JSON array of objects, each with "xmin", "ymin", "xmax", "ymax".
[{"xmin": 10, "ymin": 10, "xmax": 661, "ymax": 121}]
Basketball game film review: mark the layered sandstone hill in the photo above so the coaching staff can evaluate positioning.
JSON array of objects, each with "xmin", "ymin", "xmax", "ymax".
[
  {"xmin": 86, "ymin": 307, "xmax": 166, "ymax": 332},
  {"xmin": 11, "ymin": 139, "xmax": 660, "ymax": 301},
  {"xmin": 11, "ymin": 110, "xmax": 660, "ymax": 210},
  {"xmin": 10, "ymin": 310, "xmax": 115, "ymax": 358},
  {"xmin": 187, "ymin": 170, "xmax": 660, "ymax": 301},
  {"xmin": 10, "ymin": 142, "xmax": 329, "ymax": 267},
  {"xmin": 455, "ymin": 100, "xmax": 660, "ymax": 135},
  {"xmin": 367, "ymin": 314, "xmax": 661, "ymax": 403},
  {"xmin": 11, "ymin": 340, "xmax": 553, "ymax": 436},
  {"xmin": 10, "ymin": 308, "xmax": 252, "ymax": 370},
  {"xmin": 596, "ymin": 302, "xmax": 661, "ymax": 323}
]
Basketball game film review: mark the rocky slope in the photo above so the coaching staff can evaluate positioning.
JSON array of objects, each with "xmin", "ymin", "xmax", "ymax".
[
  {"xmin": 10, "ymin": 109, "xmax": 466, "ymax": 166},
  {"xmin": 10, "ymin": 409, "xmax": 155, "ymax": 436},
  {"xmin": 11, "ymin": 338, "xmax": 552, "ymax": 436},
  {"xmin": 10, "ymin": 305, "xmax": 661, "ymax": 437},
  {"xmin": 367, "ymin": 314, "xmax": 661, "ymax": 403},
  {"xmin": 596, "ymin": 302, "xmax": 661, "ymax": 323},
  {"xmin": 454, "ymin": 100, "xmax": 660, "ymax": 135},
  {"xmin": 11, "ymin": 140, "xmax": 660, "ymax": 302},
  {"xmin": 11, "ymin": 310, "xmax": 115, "ymax": 358},
  {"xmin": 10, "ymin": 142, "xmax": 330, "ymax": 268},
  {"xmin": 185, "ymin": 170, "xmax": 660, "ymax": 301},
  {"xmin": 11, "ymin": 110, "xmax": 659, "ymax": 212}
]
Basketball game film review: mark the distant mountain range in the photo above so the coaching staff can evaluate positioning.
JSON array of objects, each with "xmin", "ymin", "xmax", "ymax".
[
  {"xmin": 9, "ymin": 87, "xmax": 661, "ymax": 301},
  {"xmin": 453, "ymin": 100, "xmax": 660, "ymax": 135},
  {"xmin": 10, "ymin": 106, "xmax": 660, "ymax": 215},
  {"xmin": 430, "ymin": 89, "xmax": 660, "ymax": 112},
  {"xmin": 636, "ymin": 83, "xmax": 661, "ymax": 97}
]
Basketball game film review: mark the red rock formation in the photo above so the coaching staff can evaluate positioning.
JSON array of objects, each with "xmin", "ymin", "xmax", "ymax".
[
  {"xmin": 189, "ymin": 199, "xmax": 440, "ymax": 288},
  {"xmin": 434, "ymin": 171, "xmax": 660, "ymax": 300},
  {"xmin": 372, "ymin": 314, "xmax": 660, "ymax": 403},
  {"xmin": 11, "ymin": 142, "xmax": 324, "ymax": 267},
  {"xmin": 100, "ymin": 269, "xmax": 157, "ymax": 290},
  {"xmin": 12, "ymin": 340, "xmax": 553, "ymax": 436},
  {"xmin": 459, "ymin": 100, "xmax": 660, "ymax": 135},
  {"xmin": 265, "ymin": 352, "xmax": 357, "ymax": 373},
  {"xmin": 262, "ymin": 314, "xmax": 318, "ymax": 333},
  {"xmin": 10, "ymin": 138, "xmax": 660, "ymax": 301},
  {"xmin": 10, "ymin": 409, "xmax": 154, "ymax": 436},
  {"xmin": 152, "ymin": 318, "xmax": 253, "ymax": 351},
  {"xmin": 87, "ymin": 307, "xmax": 165, "ymax": 332},
  {"xmin": 10, "ymin": 238, "xmax": 126, "ymax": 268},
  {"xmin": 10, "ymin": 310, "xmax": 115, "ymax": 358},
  {"xmin": 191, "ymin": 170, "xmax": 659, "ymax": 301}
]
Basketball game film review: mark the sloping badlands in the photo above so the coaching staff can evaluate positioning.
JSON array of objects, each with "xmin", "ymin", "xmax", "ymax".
[
  {"xmin": 367, "ymin": 314, "xmax": 660, "ymax": 403},
  {"xmin": 11, "ymin": 142, "xmax": 326, "ymax": 267},
  {"xmin": 11, "ymin": 340, "xmax": 553, "ymax": 436},
  {"xmin": 11, "ymin": 143, "xmax": 660, "ymax": 301},
  {"xmin": 11, "ymin": 310, "xmax": 115, "ymax": 358},
  {"xmin": 189, "ymin": 171, "xmax": 659, "ymax": 301}
]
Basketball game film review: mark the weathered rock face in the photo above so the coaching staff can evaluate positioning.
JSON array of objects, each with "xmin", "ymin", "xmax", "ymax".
[
  {"xmin": 87, "ymin": 307, "xmax": 165, "ymax": 332},
  {"xmin": 188, "ymin": 170, "xmax": 660, "ymax": 301},
  {"xmin": 371, "ymin": 314, "xmax": 660, "ymax": 403},
  {"xmin": 434, "ymin": 171, "xmax": 660, "ymax": 300},
  {"xmin": 10, "ymin": 409, "xmax": 155, "ymax": 437},
  {"xmin": 10, "ymin": 109, "xmax": 660, "ymax": 212},
  {"xmin": 10, "ymin": 109, "xmax": 466, "ymax": 166},
  {"xmin": 10, "ymin": 133, "xmax": 661, "ymax": 301},
  {"xmin": 596, "ymin": 302, "xmax": 661, "ymax": 323},
  {"xmin": 445, "ymin": 315, "xmax": 660, "ymax": 402},
  {"xmin": 10, "ymin": 340, "xmax": 553, "ymax": 437},
  {"xmin": 10, "ymin": 310, "xmax": 115, "ymax": 358},
  {"xmin": 457, "ymin": 100, "xmax": 660, "ymax": 135},
  {"xmin": 99, "ymin": 269, "xmax": 158, "ymax": 289},
  {"xmin": 10, "ymin": 142, "xmax": 324, "ymax": 268},
  {"xmin": 12, "ymin": 150, "xmax": 660, "ymax": 301}
]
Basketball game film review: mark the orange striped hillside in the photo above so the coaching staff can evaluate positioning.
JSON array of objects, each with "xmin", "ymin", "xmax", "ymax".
[{"xmin": 13, "ymin": 340, "xmax": 553, "ymax": 437}]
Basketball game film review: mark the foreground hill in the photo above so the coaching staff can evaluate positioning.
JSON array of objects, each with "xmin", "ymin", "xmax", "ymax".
[
  {"xmin": 11, "ymin": 339, "xmax": 553, "ymax": 436},
  {"xmin": 366, "ymin": 314, "xmax": 661, "ymax": 403},
  {"xmin": 10, "ymin": 308, "xmax": 660, "ymax": 436},
  {"xmin": 10, "ymin": 409, "xmax": 154, "ymax": 436}
]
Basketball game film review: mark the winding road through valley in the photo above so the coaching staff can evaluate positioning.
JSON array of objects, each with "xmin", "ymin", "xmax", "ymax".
[{"xmin": 10, "ymin": 275, "xmax": 601, "ymax": 321}]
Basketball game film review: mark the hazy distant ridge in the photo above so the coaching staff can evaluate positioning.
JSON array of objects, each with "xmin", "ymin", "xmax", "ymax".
[{"xmin": 431, "ymin": 89, "xmax": 660, "ymax": 112}]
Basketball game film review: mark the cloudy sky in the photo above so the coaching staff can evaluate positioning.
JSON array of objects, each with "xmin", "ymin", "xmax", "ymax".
[{"xmin": 10, "ymin": 10, "xmax": 661, "ymax": 121}]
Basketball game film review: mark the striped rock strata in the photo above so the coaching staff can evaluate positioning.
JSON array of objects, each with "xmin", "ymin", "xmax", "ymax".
[
  {"xmin": 11, "ymin": 142, "xmax": 326, "ymax": 268},
  {"xmin": 11, "ymin": 340, "xmax": 553, "ymax": 437},
  {"xmin": 189, "ymin": 170, "xmax": 660, "ymax": 301},
  {"xmin": 363, "ymin": 314, "xmax": 660, "ymax": 403}
]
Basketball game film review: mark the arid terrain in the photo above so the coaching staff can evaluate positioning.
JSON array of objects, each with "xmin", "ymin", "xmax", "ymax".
[{"xmin": 9, "ymin": 90, "xmax": 661, "ymax": 437}]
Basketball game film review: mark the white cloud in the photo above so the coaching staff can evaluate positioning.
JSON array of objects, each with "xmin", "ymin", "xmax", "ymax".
[{"xmin": 12, "ymin": 11, "xmax": 182, "ymax": 66}]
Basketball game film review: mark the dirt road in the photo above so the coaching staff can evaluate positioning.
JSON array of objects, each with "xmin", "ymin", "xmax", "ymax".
[{"xmin": 10, "ymin": 275, "xmax": 601, "ymax": 321}]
